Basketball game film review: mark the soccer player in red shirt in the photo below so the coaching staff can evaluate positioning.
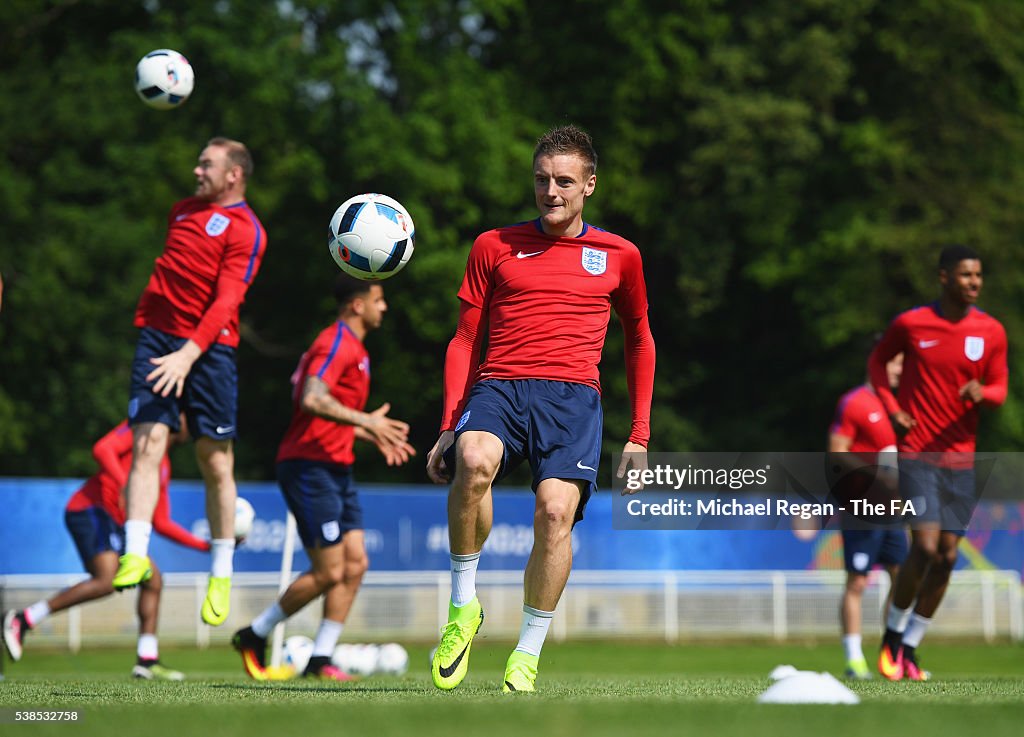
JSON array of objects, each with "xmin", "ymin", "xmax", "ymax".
[
  {"xmin": 426, "ymin": 125, "xmax": 656, "ymax": 693},
  {"xmin": 828, "ymin": 352, "xmax": 907, "ymax": 679},
  {"xmin": 113, "ymin": 139, "xmax": 267, "ymax": 629},
  {"xmin": 232, "ymin": 275, "xmax": 413, "ymax": 682},
  {"xmin": 869, "ymin": 244, "xmax": 1008, "ymax": 681},
  {"xmin": 2, "ymin": 420, "xmax": 208, "ymax": 679}
]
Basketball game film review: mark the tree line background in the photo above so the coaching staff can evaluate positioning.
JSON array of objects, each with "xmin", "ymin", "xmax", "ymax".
[{"xmin": 2, "ymin": 0, "xmax": 1024, "ymax": 483}]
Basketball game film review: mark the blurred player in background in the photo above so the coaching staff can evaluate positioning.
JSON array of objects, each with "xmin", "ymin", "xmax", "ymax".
[
  {"xmin": 2, "ymin": 420, "xmax": 208, "ymax": 680},
  {"xmin": 828, "ymin": 351, "xmax": 907, "ymax": 679},
  {"xmin": 870, "ymin": 244, "xmax": 1007, "ymax": 681},
  {"xmin": 426, "ymin": 125, "xmax": 655, "ymax": 693},
  {"xmin": 114, "ymin": 138, "xmax": 267, "ymax": 630},
  {"xmin": 232, "ymin": 275, "xmax": 414, "ymax": 681}
]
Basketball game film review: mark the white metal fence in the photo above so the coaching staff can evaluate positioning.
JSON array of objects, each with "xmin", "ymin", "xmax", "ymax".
[{"xmin": 2, "ymin": 569, "xmax": 1020, "ymax": 651}]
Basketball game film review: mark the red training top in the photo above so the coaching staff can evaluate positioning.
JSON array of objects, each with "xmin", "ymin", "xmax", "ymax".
[
  {"xmin": 277, "ymin": 321, "xmax": 371, "ymax": 466},
  {"xmin": 134, "ymin": 197, "xmax": 267, "ymax": 351},
  {"xmin": 830, "ymin": 385, "xmax": 898, "ymax": 453},
  {"xmin": 441, "ymin": 220, "xmax": 655, "ymax": 445},
  {"xmin": 869, "ymin": 303, "xmax": 1008, "ymax": 462}
]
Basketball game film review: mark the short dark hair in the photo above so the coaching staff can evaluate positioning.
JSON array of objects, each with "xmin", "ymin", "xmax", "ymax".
[
  {"xmin": 207, "ymin": 137, "xmax": 254, "ymax": 179},
  {"xmin": 938, "ymin": 243, "xmax": 979, "ymax": 271},
  {"xmin": 333, "ymin": 273, "xmax": 374, "ymax": 307},
  {"xmin": 533, "ymin": 125, "xmax": 597, "ymax": 176}
]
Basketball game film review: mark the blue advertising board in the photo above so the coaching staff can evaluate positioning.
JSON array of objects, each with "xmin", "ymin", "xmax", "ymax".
[{"xmin": 1, "ymin": 479, "xmax": 1021, "ymax": 576}]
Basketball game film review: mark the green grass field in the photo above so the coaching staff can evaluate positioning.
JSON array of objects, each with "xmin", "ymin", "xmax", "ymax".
[{"xmin": 2, "ymin": 641, "xmax": 1022, "ymax": 737}]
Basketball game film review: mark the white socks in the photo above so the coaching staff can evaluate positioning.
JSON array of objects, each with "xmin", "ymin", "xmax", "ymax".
[
  {"xmin": 451, "ymin": 552, "xmax": 481, "ymax": 607},
  {"xmin": 124, "ymin": 520, "xmax": 153, "ymax": 558},
  {"xmin": 842, "ymin": 634, "xmax": 864, "ymax": 661},
  {"xmin": 514, "ymin": 604, "xmax": 554, "ymax": 657},
  {"xmin": 210, "ymin": 538, "xmax": 235, "ymax": 578},
  {"xmin": 137, "ymin": 633, "xmax": 159, "ymax": 661},
  {"xmin": 886, "ymin": 602, "xmax": 912, "ymax": 633},
  {"xmin": 24, "ymin": 601, "xmax": 51, "ymax": 628},
  {"xmin": 902, "ymin": 613, "xmax": 932, "ymax": 648},
  {"xmin": 312, "ymin": 619, "xmax": 344, "ymax": 657},
  {"xmin": 251, "ymin": 602, "xmax": 286, "ymax": 639}
]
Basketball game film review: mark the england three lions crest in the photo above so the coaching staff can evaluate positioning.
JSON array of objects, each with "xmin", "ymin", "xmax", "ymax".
[
  {"xmin": 581, "ymin": 247, "xmax": 607, "ymax": 275},
  {"xmin": 965, "ymin": 336, "xmax": 985, "ymax": 361},
  {"xmin": 206, "ymin": 213, "xmax": 230, "ymax": 236}
]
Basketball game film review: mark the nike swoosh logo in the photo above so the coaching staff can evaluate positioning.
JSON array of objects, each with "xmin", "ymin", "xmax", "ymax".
[
  {"xmin": 577, "ymin": 461, "xmax": 596, "ymax": 472},
  {"xmin": 438, "ymin": 643, "xmax": 470, "ymax": 678},
  {"xmin": 216, "ymin": 425, "xmax": 235, "ymax": 434},
  {"xmin": 504, "ymin": 680, "xmax": 518, "ymax": 691},
  {"xmin": 516, "ymin": 251, "xmax": 544, "ymax": 259},
  {"xmin": 918, "ymin": 340, "xmax": 939, "ymax": 349}
]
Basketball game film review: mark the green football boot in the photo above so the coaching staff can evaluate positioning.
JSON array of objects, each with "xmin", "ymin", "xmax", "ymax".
[
  {"xmin": 431, "ymin": 597, "xmax": 484, "ymax": 690},
  {"xmin": 502, "ymin": 650, "xmax": 538, "ymax": 693}
]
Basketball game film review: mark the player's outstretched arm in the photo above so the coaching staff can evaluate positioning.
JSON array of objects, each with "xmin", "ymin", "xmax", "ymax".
[
  {"xmin": 361, "ymin": 403, "xmax": 412, "ymax": 448},
  {"xmin": 429, "ymin": 301, "xmax": 485, "ymax": 484},
  {"xmin": 300, "ymin": 377, "xmax": 410, "ymax": 448},
  {"xmin": 355, "ymin": 425, "xmax": 417, "ymax": 466}
]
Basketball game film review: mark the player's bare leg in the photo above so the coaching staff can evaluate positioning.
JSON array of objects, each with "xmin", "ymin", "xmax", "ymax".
[
  {"xmin": 233, "ymin": 540, "xmax": 347, "ymax": 680},
  {"xmin": 448, "ymin": 432, "xmax": 500, "ymax": 554},
  {"xmin": 504, "ymin": 478, "xmax": 581, "ymax": 693},
  {"xmin": 115, "ymin": 423, "xmax": 169, "ymax": 589},
  {"xmin": 131, "ymin": 563, "xmax": 182, "ymax": 680},
  {"xmin": 879, "ymin": 525, "xmax": 939, "ymax": 679},
  {"xmin": 841, "ymin": 573, "xmax": 871, "ymax": 678},
  {"xmin": 5, "ymin": 552, "xmax": 118, "ymax": 661},
  {"xmin": 431, "ymin": 432, "xmax": 500, "ymax": 690},
  {"xmin": 304, "ymin": 532, "xmax": 369, "ymax": 681},
  {"xmin": 48, "ymin": 552, "xmax": 118, "ymax": 612},
  {"xmin": 900, "ymin": 530, "xmax": 957, "ymax": 681},
  {"xmin": 196, "ymin": 436, "xmax": 236, "ymax": 625}
]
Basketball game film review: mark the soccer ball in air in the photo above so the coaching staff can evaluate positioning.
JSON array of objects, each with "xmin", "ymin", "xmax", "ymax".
[
  {"xmin": 134, "ymin": 49, "xmax": 194, "ymax": 109},
  {"xmin": 328, "ymin": 193, "xmax": 415, "ymax": 280},
  {"xmin": 234, "ymin": 497, "xmax": 255, "ymax": 539}
]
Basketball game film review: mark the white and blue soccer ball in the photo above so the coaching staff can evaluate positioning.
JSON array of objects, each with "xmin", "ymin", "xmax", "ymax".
[
  {"xmin": 328, "ymin": 193, "xmax": 415, "ymax": 280},
  {"xmin": 283, "ymin": 635, "xmax": 314, "ymax": 673},
  {"xmin": 234, "ymin": 497, "xmax": 255, "ymax": 539},
  {"xmin": 135, "ymin": 49, "xmax": 194, "ymax": 110},
  {"xmin": 375, "ymin": 643, "xmax": 409, "ymax": 676}
]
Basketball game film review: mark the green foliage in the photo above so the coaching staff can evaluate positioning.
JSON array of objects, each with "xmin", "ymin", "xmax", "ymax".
[{"xmin": 2, "ymin": 0, "xmax": 1024, "ymax": 479}]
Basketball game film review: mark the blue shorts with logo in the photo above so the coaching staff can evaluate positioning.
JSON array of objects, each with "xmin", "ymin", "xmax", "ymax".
[
  {"xmin": 277, "ymin": 459, "xmax": 363, "ymax": 549},
  {"xmin": 128, "ymin": 326, "xmax": 238, "ymax": 440},
  {"xmin": 842, "ymin": 529, "xmax": 908, "ymax": 574},
  {"xmin": 65, "ymin": 508, "xmax": 124, "ymax": 568},
  {"xmin": 899, "ymin": 458, "xmax": 976, "ymax": 535},
  {"xmin": 442, "ymin": 379, "xmax": 603, "ymax": 523}
]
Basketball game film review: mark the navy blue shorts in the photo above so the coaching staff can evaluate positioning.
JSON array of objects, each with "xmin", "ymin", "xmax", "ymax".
[
  {"xmin": 65, "ymin": 508, "xmax": 124, "ymax": 568},
  {"xmin": 442, "ymin": 379, "xmax": 602, "ymax": 523},
  {"xmin": 277, "ymin": 459, "xmax": 363, "ymax": 549},
  {"xmin": 899, "ymin": 458, "xmax": 976, "ymax": 534},
  {"xmin": 128, "ymin": 326, "xmax": 238, "ymax": 440},
  {"xmin": 842, "ymin": 529, "xmax": 908, "ymax": 574}
]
